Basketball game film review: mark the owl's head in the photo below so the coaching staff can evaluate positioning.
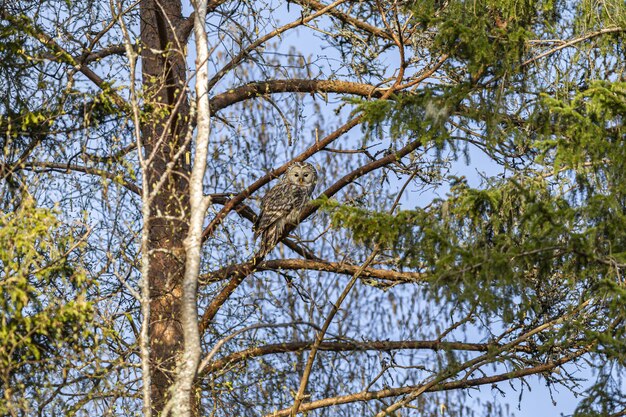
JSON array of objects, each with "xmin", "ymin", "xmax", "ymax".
[{"xmin": 284, "ymin": 161, "xmax": 317, "ymax": 187}]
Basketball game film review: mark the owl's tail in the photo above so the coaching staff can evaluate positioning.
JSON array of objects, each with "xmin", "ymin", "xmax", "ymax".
[{"xmin": 257, "ymin": 225, "xmax": 281, "ymax": 257}]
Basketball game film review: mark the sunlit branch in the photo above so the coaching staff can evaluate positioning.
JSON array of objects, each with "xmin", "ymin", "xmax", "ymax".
[
  {"xmin": 374, "ymin": 300, "xmax": 592, "ymax": 417},
  {"xmin": 198, "ymin": 321, "xmax": 324, "ymax": 374},
  {"xmin": 210, "ymin": 79, "xmax": 385, "ymax": 112},
  {"xmin": 207, "ymin": 0, "xmax": 349, "ymax": 91},
  {"xmin": 176, "ymin": 0, "xmax": 229, "ymax": 43},
  {"xmin": 290, "ymin": 244, "xmax": 382, "ymax": 417},
  {"xmin": 291, "ymin": 0, "xmax": 392, "ymax": 40},
  {"xmin": 266, "ymin": 345, "xmax": 592, "ymax": 417},
  {"xmin": 202, "ymin": 107, "xmax": 409, "ymax": 340},
  {"xmin": 201, "ymin": 116, "xmax": 363, "ymax": 242},
  {"xmin": 201, "ymin": 258, "xmax": 422, "ymax": 285},
  {"xmin": 209, "ymin": 194, "xmax": 319, "ymax": 259},
  {"xmin": 201, "ymin": 338, "xmax": 535, "ymax": 375},
  {"xmin": 82, "ymin": 44, "xmax": 127, "ymax": 63}
]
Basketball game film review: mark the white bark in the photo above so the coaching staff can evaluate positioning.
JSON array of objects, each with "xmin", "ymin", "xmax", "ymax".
[
  {"xmin": 117, "ymin": 11, "xmax": 153, "ymax": 417},
  {"xmin": 162, "ymin": 0, "xmax": 211, "ymax": 415}
]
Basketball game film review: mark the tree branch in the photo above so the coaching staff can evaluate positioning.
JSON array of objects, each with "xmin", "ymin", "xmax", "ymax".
[
  {"xmin": 208, "ymin": 194, "xmax": 320, "ymax": 260},
  {"xmin": 82, "ymin": 44, "xmax": 128, "ymax": 64},
  {"xmin": 291, "ymin": 0, "xmax": 392, "ymax": 40},
  {"xmin": 265, "ymin": 345, "xmax": 592, "ymax": 417},
  {"xmin": 199, "ymin": 124, "xmax": 375, "ymax": 332},
  {"xmin": 200, "ymin": 78, "xmax": 414, "ymax": 335},
  {"xmin": 176, "ymin": 0, "xmax": 228, "ymax": 43},
  {"xmin": 199, "ymin": 257, "xmax": 260, "ymax": 332},
  {"xmin": 202, "ymin": 258, "xmax": 422, "ymax": 284},
  {"xmin": 18, "ymin": 162, "xmax": 141, "ymax": 195},
  {"xmin": 201, "ymin": 50, "xmax": 447, "ymax": 242},
  {"xmin": 200, "ymin": 116, "xmax": 363, "ymax": 242},
  {"xmin": 298, "ymin": 132, "xmax": 425, "ymax": 222},
  {"xmin": 523, "ymin": 27, "xmax": 625, "ymax": 67},
  {"xmin": 0, "ymin": 11, "xmax": 127, "ymax": 108},
  {"xmin": 210, "ymin": 79, "xmax": 385, "ymax": 112},
  {"xmin": 201, "ymin": 338, "xmax": 534, "ymax": 375},
  {"xmin": 207, "ymin": 0, "xmax": 348, "ymax": 91}
]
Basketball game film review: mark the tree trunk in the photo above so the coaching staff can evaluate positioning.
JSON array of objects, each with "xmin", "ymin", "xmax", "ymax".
[{"xmin": 139, "ymin": 0, "xmax": 191, "ymax": 413}]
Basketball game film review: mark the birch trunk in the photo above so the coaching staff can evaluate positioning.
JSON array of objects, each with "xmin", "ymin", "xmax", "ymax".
[{"xmin": 162, "ymin": 0, "xmax": 211, "ymax": 415}]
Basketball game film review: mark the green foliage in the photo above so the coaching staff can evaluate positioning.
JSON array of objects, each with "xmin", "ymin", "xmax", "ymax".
[
  {"xmin": 0, "ymin": 200, "xmax": 95, "ymax": 416},
  {"xmin": 340, "ymin": 2, "xmax": 626, "ymax": 411},
  {"xmin": 329, "ymin": 168, "xmax": 626, "ymax": 330},
  {"xmin": 410, "ymin": 0, "xmax": 555, "ymax": 80},
  {"xmin": 350, "ymin": 90, "xmax": 456, "ymax": 147},
  {"xmin": 0, "ymin": 109, "xmax": 54, "ymax": 140},
  {"xmin": 574, "ymin": 0, "xmax": 626, "ymax": 32},
  {"xmin": 540, "ymin": 81, "xmax": 626, "ymax": 175},
  {"xmin": 330, "ymin": 203, "xmax": 420, "ymax": 249},
  {"xmin": 573, "ymin": 366, "xmax": 626, "ymax": 417}
]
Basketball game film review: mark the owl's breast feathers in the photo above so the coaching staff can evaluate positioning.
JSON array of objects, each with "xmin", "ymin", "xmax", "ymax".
[{"xmin": 254, "ymin": 183, "xmax": 311, "ymax": 240}]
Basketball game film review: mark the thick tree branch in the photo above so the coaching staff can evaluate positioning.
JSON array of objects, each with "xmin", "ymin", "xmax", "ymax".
[
  {"xmin": 199, "ymin": 257, "xmax": 261, "ymax": 331},
  {"xmin": 176, "ymin": 0, "xmax": 228, "ymax": 43},
  {"xmin": 201, "ymin": 339, "xmax": 534, "ymax": 375},
  {"xmin": 265, "ymin": 345, "xmax": 592, "ymax": 417},
  {"xmin": 83, "ymin": 44, "xmax": 127, "ymax": 64},
  {"xmin": 202, "ymin": 258, "xmax": 422, "ymax": 284},
  {"xmin": 210, "ymin": 79, "xmax": 384, "ymax": 112},
  {"xmin": 298, "ymin": 133, "xmax": 424, "ymax": 222}
]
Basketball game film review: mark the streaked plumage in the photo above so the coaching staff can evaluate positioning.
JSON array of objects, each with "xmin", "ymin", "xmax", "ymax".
[{"xmin": 254, "ymin": 162, "xmax": 317, "ymax": 255}]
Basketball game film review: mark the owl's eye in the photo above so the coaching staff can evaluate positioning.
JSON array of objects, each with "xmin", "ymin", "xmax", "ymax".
[
  {"xmin": 303, "ymin": 173, "xmax": 309, "ymax": 177},
  {"xmin": 294, "ymin": 173, "xmax": 299, "ymax": 177}
]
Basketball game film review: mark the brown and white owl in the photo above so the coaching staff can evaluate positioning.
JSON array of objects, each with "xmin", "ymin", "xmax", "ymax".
[{"xmin": 254, "ymin": 162, "xmax": 318, "ymax": 255}]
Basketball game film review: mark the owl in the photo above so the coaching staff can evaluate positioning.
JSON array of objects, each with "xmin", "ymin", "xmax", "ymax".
[{"xmin": 254, "ymin": 162, "xmax": 318, "ymax": 256}]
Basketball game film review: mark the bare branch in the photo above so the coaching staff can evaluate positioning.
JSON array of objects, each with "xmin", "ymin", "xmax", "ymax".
[
  {"xmin": 202, "ymin": 258, "xmax": 422, "ymax": 284},
  {"xmin": 291, "ymin": 0, "xmax": 392, "ymax": 40},
  {"xmin": 266, "ymin": 345, "xmax": 592, "ymax": 417},
  {"xmin": 176, "ymin": 0, "xmax": 229, "ymax": 43},
  {"xmin": 207, "ymin": 194, "xmax": 318, "ymax": 260},
  {"xmin": 523, "ymin": 27, "xmax": 625, "ymax": 67},
  {"xmin": 82, "ymin": 44, "xmax": 127, "ymax": 63},
  {"xmin": 18, "ymin": 161, "xmax": 141, "ymax": 195},
  {"xmin": 207, "ymin": 0, "xmax": 349, "ymax": 91},
  {"xmin": 289, "ymin": 245, "xmax": 381, "ymax": 417},
  {"xmin": 210, "ymin": 79, "xmax": 385, "ymax": 112},
  {"xmin": 0, "ymin": 10, "xmax": 127, "ymax": 108},
  {"xmin": 201, "ymin": 338, "xmax": 535, "ymax": 375},
  {"xmin": 201, "ymin": 116, "xmax": 363, "ymax": 242}
]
